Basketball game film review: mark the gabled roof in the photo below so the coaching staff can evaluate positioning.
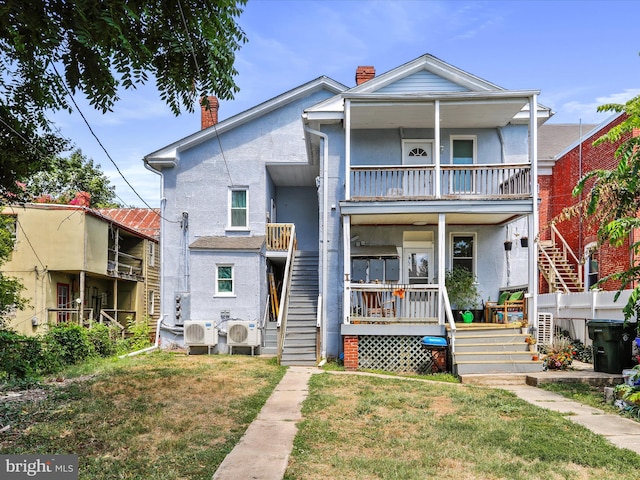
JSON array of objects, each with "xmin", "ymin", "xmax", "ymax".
[
  {"xmin": 537, "ymin": 123, "xmax": 599, "ymax": 161},
  {"xmin": 144, "ymin": 76, "xmax": 347, "ymax": 170},
  {"xmin": 304, "ymin": 53, "xmax": 552, "ymax": 127},
  {"xmin": 98, "ymin": 208, "xmax": 160, "ymax": 240}
]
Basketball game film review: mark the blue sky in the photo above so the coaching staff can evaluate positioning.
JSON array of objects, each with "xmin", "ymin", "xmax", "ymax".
[{"xmin": 52, "ymin": 0, "xmax": 640, "ymax": 207}]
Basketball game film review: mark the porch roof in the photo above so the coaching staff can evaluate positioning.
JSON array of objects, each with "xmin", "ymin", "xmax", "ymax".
[
  {"xmin": 189, "ymin": 235, "xmax": 265, "ymax": 251},
  {"xmin": 340, "ymin": 200, "xmax": 533, "ymax": 226}
]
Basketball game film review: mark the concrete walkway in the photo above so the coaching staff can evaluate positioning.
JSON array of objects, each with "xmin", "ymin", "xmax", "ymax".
[
  {"xmin": 212, "ymin": 366, "xmax": 640, "ymax": 479},
  {"xmin": 502, "ymin": 384, "xmax": 640, "ymax": 454},
  {"xmin": 212, "ymin": 366, "xmax": 320, "ymax": 480}
]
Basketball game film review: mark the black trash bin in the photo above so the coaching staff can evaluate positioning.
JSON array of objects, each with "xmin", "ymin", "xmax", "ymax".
[{"xmin": 587, "ymin": 320, "xmax": 636, "ymax": 374}]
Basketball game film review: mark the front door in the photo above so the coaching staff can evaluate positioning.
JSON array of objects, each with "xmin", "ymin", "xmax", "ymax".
[{"xmin": 57, "ymin": 283, "xmax": 70, "ymax": 322}]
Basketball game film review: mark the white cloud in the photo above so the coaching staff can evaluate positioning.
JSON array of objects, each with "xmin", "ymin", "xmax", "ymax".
[{"xmin": 557, "ymin": 88, "xmax": 640, "ymax": 124}]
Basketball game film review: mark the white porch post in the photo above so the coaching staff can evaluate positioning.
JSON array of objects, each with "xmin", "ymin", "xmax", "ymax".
[
  {"xmin": 529, "ymin": 94, "xmax": 539, "ymax": 329},
  {"xmin": 434, "ymin": 100, "xmax": 441, "ymax": 199},
  {"xmin": 343, "ymin": 215, "xmax": 351, "ymax": 324},
  {"xmin": 345, "ymin": 99, "xmax": 351, "ymax": 201},
  {"xmin": 438, "ymin": 213, "xmax": 446, "ymax": 323}
]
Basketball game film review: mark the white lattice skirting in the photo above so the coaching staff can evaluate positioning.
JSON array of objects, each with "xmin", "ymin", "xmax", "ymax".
[{"xmin": 358, "ymin": 335, "xmax": 448, "ymax": 373}]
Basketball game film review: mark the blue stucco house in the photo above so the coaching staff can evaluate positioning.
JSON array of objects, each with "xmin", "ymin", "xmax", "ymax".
[{"xmin": 144, "ymin": 54, "xmax": 552, "ymax": 375}]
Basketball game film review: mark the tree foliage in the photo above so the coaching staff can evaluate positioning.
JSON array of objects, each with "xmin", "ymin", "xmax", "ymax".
[
  {"xmin": 572, "ymin": 94, "xmax": 640, "ymax": 323},
  {"xmin": 0, "ymin": 215, "xmax": 27, "ymax": 326},
  {"xmin": 24, "ymin": 149, "xmax": 121, "ymax": 208},
  {"xmin": 0, "ymin": 0, "xmax": 247, "ymax": 200}
]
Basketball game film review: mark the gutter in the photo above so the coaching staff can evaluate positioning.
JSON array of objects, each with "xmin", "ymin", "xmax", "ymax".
[{"xmin": 304, "ymin": 124, "xmax": 329, "ymax": 362}]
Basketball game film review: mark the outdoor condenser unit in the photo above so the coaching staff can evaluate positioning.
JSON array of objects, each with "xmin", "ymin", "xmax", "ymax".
[
  {"xmin": 184, "ymin": 320, "xmax": 218, "ymax": 347},
  {"xmin": 227, "ymin": 320, "xmax": 261, "ymax": 347}
]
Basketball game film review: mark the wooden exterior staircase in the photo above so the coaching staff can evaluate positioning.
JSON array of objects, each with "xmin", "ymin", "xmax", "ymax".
[
  {"xmin": 538, "ymin": 226, "xmax": 583, "ymax": 293},
  {"xmin": 280, "ymin": 251, "xmax": 319, "ymax": 366},
  {"xmin": 452, "ymin": 324, "xmax": 542, "ymax": 375}
]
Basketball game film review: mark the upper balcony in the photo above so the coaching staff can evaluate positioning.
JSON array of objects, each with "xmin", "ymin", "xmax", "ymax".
[{"xmin": 350, "ymin": 162, "xmax": 531, "ymax": 201}]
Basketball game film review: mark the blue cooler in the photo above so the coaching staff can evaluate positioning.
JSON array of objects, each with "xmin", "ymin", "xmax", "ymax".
[{"xmin": 420, "ymin": 336, "xmax": 448, "ymax": 373}]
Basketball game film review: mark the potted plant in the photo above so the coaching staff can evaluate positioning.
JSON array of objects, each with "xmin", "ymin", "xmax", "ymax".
[
  {"xmin": 445, "ymin": 266, "xmax": 481, "ymax": 322},
  {"xmin": 520, "ymin": 236, "xmax": 529, "ymax": 248},
  {"xmin": 504, "ymin": 240, "xmax": 513, "ymax": 251}
]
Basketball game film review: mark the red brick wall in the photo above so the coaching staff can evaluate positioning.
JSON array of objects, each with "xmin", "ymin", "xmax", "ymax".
[
  {"xmin": 343, "ymin": 335, "xmax": 359, "ymax": 370},
  {"xmin": 539, "ymin": 114, "xmax": 633, "ymax": 293}
]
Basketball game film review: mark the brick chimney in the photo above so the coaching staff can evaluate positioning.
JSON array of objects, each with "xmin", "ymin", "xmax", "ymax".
[
  {"xmin": 200, "ymin": 96, "xmax": 219, "ymax": 130},
  {"xmin": 355, "ymin": 66, "xmax": 375, "ymax": 85}
]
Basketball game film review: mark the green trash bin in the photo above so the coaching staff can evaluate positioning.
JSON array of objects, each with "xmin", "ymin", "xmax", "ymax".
[{"xmin": 587, "ymin": 320, "xmax": 636, "ymax": 374}]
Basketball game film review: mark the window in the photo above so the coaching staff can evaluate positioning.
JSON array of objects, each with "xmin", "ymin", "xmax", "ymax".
[
  {"xmin": 229, "ymin": 188, "xmax": 248, "ymax": 229},
  {"xmin": 148, "ymin": 290, "xmax": 155, "ymax": 315},
  {"xmin": 585, "ymin": 243, "xmax": 599, "ymax": 291},
  {"xmin": 451, "ymin": 234, "xmax": 475, "ymax": 275},
  {"xmin": 148, "ymin": 242, "xmax": 156, "ymax": 267},
  {"xmin": 216, "ymin": 265, "xmax": 234, "ymax": 296}
]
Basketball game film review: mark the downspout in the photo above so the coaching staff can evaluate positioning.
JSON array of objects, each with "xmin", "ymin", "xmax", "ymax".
[
  {"xmin": 122, "ymin": 159, "xmax": 167, "ymax": 356},
  {"xmin": 304, "ymin": 125, "xmax": 328, "ymax": 361}
]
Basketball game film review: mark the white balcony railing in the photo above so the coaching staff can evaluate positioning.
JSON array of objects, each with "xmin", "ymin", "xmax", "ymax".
[
  {"xmin": 349, "ymin": 283, "xmax": 440, "ymax": 324},
  {"xmin": 350, "ymin": 163, "xmax": 531, "ymax": 200}
]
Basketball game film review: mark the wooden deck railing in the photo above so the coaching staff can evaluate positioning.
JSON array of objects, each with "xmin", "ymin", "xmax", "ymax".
[
  {"xmin": 349, "ymin": 283, "xmax": 440, "ymax": 323},
  {"xmin": 350, "ymin": 163, "xmax": 531, "ymax": 200},
  {"xmin": 266, "ymin": 223, "xmax": 294, "ymax": 251}
]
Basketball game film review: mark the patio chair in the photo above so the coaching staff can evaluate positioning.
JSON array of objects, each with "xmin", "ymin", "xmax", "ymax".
[
  {"xmin": 363, "ymin": 290, "xmax": 396, "ymax": 317},
  {"xmin": 485, "ymin": 291, "xmax": 526, "ymax": 323}
]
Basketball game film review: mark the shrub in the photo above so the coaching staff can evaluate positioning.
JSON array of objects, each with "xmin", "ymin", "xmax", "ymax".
[
  {"xmin": 0, "ymin": 329, "xmax": 43, "ymax": 381},
  {"xmin": 44, "ymin": 323, "xmax": 92, "ymax": 366},
  {"xmin": 87, "ymin": 323, "xmax": 119, "ymax": 357},
  {"xmin": 118, "ymin": 316, "xmax": 152, "ymax": 354}
]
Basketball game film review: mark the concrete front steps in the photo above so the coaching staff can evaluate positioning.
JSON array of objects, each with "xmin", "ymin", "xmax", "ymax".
[{"xmin": 452, "ymin": 323, "xmax": 543, "ymax": 375}]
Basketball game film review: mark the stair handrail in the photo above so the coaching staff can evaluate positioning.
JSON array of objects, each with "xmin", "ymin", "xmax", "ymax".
[
  {"xmin": 550, "ymin": 224, "xmax": 583, "ymax": 287},
  {"xmin": 276, "ymin": 225, "xmax": 296, "ymax": 359},
  {"xmin": 261, "ymin": 294, "xmax": 270, "ymax": 347},
  {"xmin": 442, "ymin": 286, "xmax": 456, "ymax": 354},
  {"xmin": 538, "ymin": 245, "xmax": 572, "ymax": 293}
]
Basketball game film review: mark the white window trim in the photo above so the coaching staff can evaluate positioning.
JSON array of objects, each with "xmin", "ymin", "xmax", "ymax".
[
  {"xmin": 148, "ymin": 242, "xmax": 156, "ymax": 267},
  {"xmin": 449, "ymin": 135, "xmax": 477, "ymax": 164},
  {"xmin": 227, "ymin": 187, "xmax": 249, "ymax": 231},
  {"xmin": 402, "ymin": 139, "xmax": 434, "ymax": 165},
  {"xmin": 215, "ymin": 264, "xmax": 235, "ymax": 297},
  {"xmin": 449, "ymin": 232, "xmax": 477, "ymax": 275},
  {"xmin": 148, "ymin": 290, "xmax": 155, "ymax": 315}
]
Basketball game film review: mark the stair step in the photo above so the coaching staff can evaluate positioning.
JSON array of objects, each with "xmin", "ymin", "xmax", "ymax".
[
  {"xmin": 454, "ymin": 351, "xmax": 537, "ymax": 362},
  {"xmin": 455, "ymin": 360, "xmax": 543, "ymax": 375}
]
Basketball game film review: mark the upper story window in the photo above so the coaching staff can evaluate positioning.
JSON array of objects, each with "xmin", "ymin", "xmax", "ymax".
[
  {"xmin": 450, "ymin": 136, "xmax": 476, "ymax": 192},
  {"xmin": 402, "ymin": 140, "xmax": 433, "ymax": 165},
  {"xmin": 228, "ymin": 188, "xmax": 248, "ymax": 229},
  {"xmin": 148, "ymin": 242, "xmax": 156, "ymax": 267}
]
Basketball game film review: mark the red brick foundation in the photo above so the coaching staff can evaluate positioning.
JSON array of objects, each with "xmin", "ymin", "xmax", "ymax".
[{"xmin": 343, "ymin": 335, "xmax": 359, "ymax": 370}]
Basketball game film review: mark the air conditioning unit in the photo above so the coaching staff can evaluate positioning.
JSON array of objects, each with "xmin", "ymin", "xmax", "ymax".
[
  {"xmin": 184, "ymin": 320, "xmax": 218, "ymax": 346},
  {"xmin": 227, "ymin": 320, "xmax": 261, "ymax": 347}
]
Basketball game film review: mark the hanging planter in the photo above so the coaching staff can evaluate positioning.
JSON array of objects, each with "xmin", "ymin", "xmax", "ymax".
[
  {"xmin": 504, "ymin": 240, "xmax": 513, "ymax": 251},
  {"xmin": 520, "ymin": 237, "xmax": 529, "ymax": 248}
]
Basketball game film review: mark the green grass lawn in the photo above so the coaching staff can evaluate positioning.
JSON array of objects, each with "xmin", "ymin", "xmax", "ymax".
[
  {"xmin": 285, "ymin": 373, "xmax": 640, "ymax": 480},
  {"xmin": 3, "ymin": 354, "xmax": 640, "ymax": 480}
]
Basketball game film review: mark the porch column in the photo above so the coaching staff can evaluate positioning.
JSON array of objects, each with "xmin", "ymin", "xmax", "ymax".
[
  {"xmin": 79, "ymin": 270, "xmax": 85, "ymax": 323},
  {"xmin": 529, "ymin": 94, "xmax": 539, "ymax": 329},
  {"xmin": 438, "ymin": 213, "xmax": 446, "ymax": 323},
  {"xmin": 434, "ymin": 100, "xmax": 441, "ymax": 199},
  {"xmin": 343, "ymin": 215, "xmax": 351, "ymax": 325},
  {"xmin": 345, "ymin": 99, "xmax": 351, "ymax": 201}
]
